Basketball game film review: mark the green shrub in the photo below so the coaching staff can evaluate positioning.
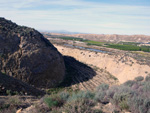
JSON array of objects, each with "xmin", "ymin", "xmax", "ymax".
[
  {"xmin": 119, "ymin": 100, "xmax": 129, "ymax": 110},
  {"xmin": 113, "ymin": 92, "xmax": 128, "ymax": 105},
  {"xmin": 144, "ymin": 98, "xmax": 150, "ymax": 108},
  {"xmin": 128, "ymin": 95, "xmax": 150, "ymax": 113},
  {"xmin": 94, "ymin": 91, "xmax": 108, "ymax": 103},
  {"xmin": 61, "ymin": 99, "xmax": 98, "ymax": 113},
  {"xmin": 113, "ymin": 92, "xmax": 130, "ymax": 111},
  {"xmin": 6, "ymin": 90, "xmax": 11, "ymax": 95},
  {"xmin": 134, "ymin": 76, "xmax": 144, "ymax": 82},
  {"xmin": 94, "ymin": 109, "xmax": 103, "ymax": 113},
  {"xmin": 80, "ymin": 91, "xmax": 95, "ymax": 99},
  {"xmin": 0, "ymin": 107, "xmax": 17, "ymax": 113},
  {"xmin": 106, "ymin": 86, "xmax": 119, "ymax": 99},
  {"xmin": 96, "ymin": 83, "xmax": 109, "ymax": 92},
  {"xmin": 0, "ymin": 96, "xmax": 23, "ymax": 112},
  {"xmin": 59, "ymin": 91, "xmax": 70, "ymax": 101},
  {"xmin": 68, "ymin": 91, "xmax": 95, "ymax": 102},
  {"xmin": 145, "ymin": 75, "xmax": 150, "ymax": 81},
  {"xmin": 0, "ymin": 99, "xmax": 9, "ymax": 111},
  {"xmin": 95, "ymin": 84, "xmax": 110, "ymax": 103},
  {"xmin": 123, "ymin": 80, "xmax": 136, "ymax": 87},
  {"xmin": 108, "ymin": 85, "xmax": 135, "ymax": 111},
  {"xmin": 6, "ymin": 96, "xmax": 22, "ymax": 106},
  {"xmin": 6, "ymin": 90, "xmax": 19, "ymax": 96},
  {"xmin": 44, "ymin": 97, "xmax": 58, "ymax": 109},
  {"xmin": 142, "ymin": 81, "xmax": 150, "ymax": 92}
]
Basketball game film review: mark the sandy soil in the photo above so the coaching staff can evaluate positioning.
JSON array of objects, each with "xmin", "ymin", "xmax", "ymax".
[{"xmin": 55, "ymin": 44, "xmax": 150, "ymax": 83}]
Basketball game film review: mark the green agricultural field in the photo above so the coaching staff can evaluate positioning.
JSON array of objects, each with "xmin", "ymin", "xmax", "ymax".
[
  {"xmin": 51, "ymin": 36, "xmax": 150, "ymax": 52},
  {"xmin": 106, "ymin": 44, "xmax": 150, "ymax": 52},
  {"xmin": 83, "ymin": 40, "xmax": 104, "ymax": 46},
  {"xmin": 118, "ymin": 42, "xmax": 140, "ymax": 46},
  {"xmin": 56, "ymin": 37, "xmax": 86, "ymax": 41}
]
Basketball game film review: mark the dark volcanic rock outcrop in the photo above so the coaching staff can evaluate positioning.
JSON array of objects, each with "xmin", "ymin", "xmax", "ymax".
[
  {"xmin": 0, "ymin": 72, "xmax": 44, "ymax": 96},
  {"xmin": 0, "ymin": 18, "xmax": 65, "ymax": 88}
]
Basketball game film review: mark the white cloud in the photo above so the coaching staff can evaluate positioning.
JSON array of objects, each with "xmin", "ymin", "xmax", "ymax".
[{"xmin": 0, "ymin": 0, "xmax": 150, "ymax": 35}]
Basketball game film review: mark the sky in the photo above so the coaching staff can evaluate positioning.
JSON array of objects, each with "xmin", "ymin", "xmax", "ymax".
[{"xmin": 0, "ymin": 0, "xmax": 150, "ymax": 35}]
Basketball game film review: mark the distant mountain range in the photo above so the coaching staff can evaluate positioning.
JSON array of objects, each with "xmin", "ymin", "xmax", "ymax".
[
  {"xmin": 39, "ymin": 30, "xmax": 84, "ymax": 34},
  {"xmin": 42, "ymin": 32, "xmax": 150, "ymax": 43}
]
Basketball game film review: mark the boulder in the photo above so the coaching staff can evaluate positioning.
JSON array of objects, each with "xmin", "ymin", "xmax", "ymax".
[{"xmin": 0, "ymin": 18, "xmax": 65, "ymax": 88}]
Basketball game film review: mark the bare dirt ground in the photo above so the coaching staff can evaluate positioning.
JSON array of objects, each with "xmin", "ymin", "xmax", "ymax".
[
  {"xmin": 62, "ymin": 56, "xmax": 119, "ymax": 91},
  {"xmin": 49, "ymin": 38, "xmax": 150, "ymax": 84}
]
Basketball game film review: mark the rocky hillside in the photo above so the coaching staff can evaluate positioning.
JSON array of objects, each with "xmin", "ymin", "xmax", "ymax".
[
  {"xmin": 0, "ymin": 18, "xmax": 65, "ymax": 88},
  {"xmin": 0, "ymin": 72, "xmax": 44, "ymax": 96}
]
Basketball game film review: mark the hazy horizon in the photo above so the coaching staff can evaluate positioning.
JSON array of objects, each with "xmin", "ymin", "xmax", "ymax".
[
  {"xmin": 40, "ymin": 29, "xmax": 150, "ymax": 36},
  {"xmin": 0, "ymin": 0, "xmax": 150, "ymax": 35}
]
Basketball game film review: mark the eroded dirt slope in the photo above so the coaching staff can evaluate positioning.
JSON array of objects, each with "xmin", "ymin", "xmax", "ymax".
[
  {"xmin": 55, "ymin": 44, "xmax": 150, "ymax": 83},
  {"xmin": 61, "ymin": 56, "xmax": 118, "ymax": 91}
]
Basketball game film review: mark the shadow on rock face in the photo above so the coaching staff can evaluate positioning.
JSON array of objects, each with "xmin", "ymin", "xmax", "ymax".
[
  {"xmin": 59, "ymin": 56, "xmax": 96, "ymax": 87},
  {"xmin": 0, "ymin": 72, "xmax": 45, "ymax": 96}
]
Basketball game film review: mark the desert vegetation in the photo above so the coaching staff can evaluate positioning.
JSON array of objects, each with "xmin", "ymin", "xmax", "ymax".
[{"xmin": 11, "ymin": 75, "xmax": 149, "ymax": 113}]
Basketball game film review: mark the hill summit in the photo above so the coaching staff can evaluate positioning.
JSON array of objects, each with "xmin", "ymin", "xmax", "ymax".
[{"xmin": 0, "ymin": 17, "xmax": 65, "ymax": 88}]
